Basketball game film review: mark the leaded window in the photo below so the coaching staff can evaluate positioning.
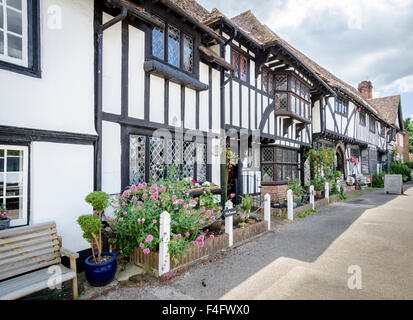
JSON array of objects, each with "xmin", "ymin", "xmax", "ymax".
[
  {"xmin": 196, "ymin": 143, "xmax": 207, "ymax": 182},
  {"xmin": 261, "ymin": 147, "xmax": 298, "ymax": 184},
  {"xmin": 369, "ymin": 116, "xmax": 376, "ymax": 133},
  {"xmin": 275, "ymin": 75, "xmax": 288, "ymax": 91},
  {"xmin": 232, "ymin": 49, "xmax": 248, "ymax": 82},
  {"xmin": 149, "ymin": 137, "xmax": 165, "ymax": 181},
  {"xmin": 151, "ymin": 18, "xmax": 194, "ymax": 74},
  {"xmin": 152, "ymin": 20, "xmax": 165, "ymax": 60},
  {"xmin": 275, "ymin": 93, "xmax": 288, "ymax": 110},
  {"xmin": 129, "ymin": 135, "xmax": 146, "ymax": 184},
  {"xmin": 183, "ymin": 141, "xmax": 194, "ymax": 178},
  {"xmin": 183, "ymin": 34, "xmax": 193, "ymax": 72}
]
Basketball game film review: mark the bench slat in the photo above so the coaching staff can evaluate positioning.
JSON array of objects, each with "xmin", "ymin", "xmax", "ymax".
[
  {"xmin": 0, "ymin": 246, "xmax": 60, "ymax": 268},
  {"xmin": 0, "ymin": 235, "xmax": 56, "ymax": 253},
  {"xmin": 0, "ymin": 229, "xmax": 58, "ymax": 245},
  {"xmin": 0, "ymin": 240, "xmax": 60, "ymax": 260},
  {"xmin": 0, "ymin": 222, "xmax": 56, "ymax": 239},
  {"xmin": 0, "ymin": 257, "xmax": 61, "ymax": 281},
  {"xmin": 0, "ymin": 264, "xmax": 75, "ymax": 300}
]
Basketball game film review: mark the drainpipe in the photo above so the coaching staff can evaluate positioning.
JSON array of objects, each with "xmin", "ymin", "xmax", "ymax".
[{"xmin": 95, "ymin": 7, "xmax": 128, "ymax": 191}]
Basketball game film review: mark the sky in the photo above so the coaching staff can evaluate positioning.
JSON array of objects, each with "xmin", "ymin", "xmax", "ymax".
[{"xmin": 198, "ymin": 0, "xmax": 413, "ymax": 120}]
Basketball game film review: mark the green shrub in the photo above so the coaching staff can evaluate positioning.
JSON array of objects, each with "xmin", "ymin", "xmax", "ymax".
[
  {"xmin": 388, "ymin": 162, "xmax": 412, "ymax": 182},
  {"xmin": 312, "ymin": 176, "xmax": 326, "ymax": 191},
  {"xmin": 406, "ymin": 162, "xmax": 413, "ymax": 169},
  {"xmin": 288, "ymin": 178, "xmax": 304, "ymax": 196},
  {"xmin": 372, "ymin": 172, "xmax": 385, "ymax": 188}
]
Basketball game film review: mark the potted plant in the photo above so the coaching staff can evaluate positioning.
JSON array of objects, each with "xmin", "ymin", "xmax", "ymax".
[
  {"xmin": 312, "ymin": 176, "xmax": 326, "ymax": 199},
  {"xmin": 288, "ymin": 179, "xmax": 304, "ymax": 207},
  {"xmin": 0, "ymin": 205, "xmax": 10, "ymax": 230},
  {"xmin": 77, "ymin": 191, "xmax": 117, "ymax": 286}
]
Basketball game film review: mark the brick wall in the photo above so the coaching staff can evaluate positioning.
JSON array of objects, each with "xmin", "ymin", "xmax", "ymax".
[{"xmin": 262, "ymin": 184, "xmax": 288, "ymax": 202}]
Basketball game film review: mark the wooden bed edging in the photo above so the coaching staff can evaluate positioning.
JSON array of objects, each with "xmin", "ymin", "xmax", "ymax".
[{"xmin": 131, "ymin": 221, "xmax": 268, "ymax": 276}]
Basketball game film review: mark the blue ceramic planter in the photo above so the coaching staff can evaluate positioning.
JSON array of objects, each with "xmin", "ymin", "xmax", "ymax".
[{"xmin": 84, "ymin": 252, "xmax": 117, "ymax": 287}]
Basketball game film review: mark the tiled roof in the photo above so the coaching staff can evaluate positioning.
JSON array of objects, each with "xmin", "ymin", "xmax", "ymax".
[
  {"xmin": 168, "ymin": 0, "xmax": 212, "ymax": 23},
  {"xmin": 199, "ymin": 45, "xmax": 234, "ymax": 71},
  {"xmin": 369, "ymin": 95, "xmax": 401, "ymax": 127}
]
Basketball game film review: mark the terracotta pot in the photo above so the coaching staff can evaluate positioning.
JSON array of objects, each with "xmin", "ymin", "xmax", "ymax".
[
  {"xmin": 209, "ymin": 220, "xmax": 224, "ymax": 232},
  {"xmin": 247, "ymin": 218, "xmax": 256, "ymax": 224},
  {"xmin": 233, "ymin": 215, "xmax": 241, "ymax": 226}
]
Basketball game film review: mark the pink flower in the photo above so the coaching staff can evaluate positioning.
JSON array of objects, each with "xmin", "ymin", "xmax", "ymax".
[
  {"xmin": 193, "ymin": 240, "xmax": 199, "ymax": 246},
  {"xmin": 142, "ymin": 193, "xmax": 148, "ymax": 199},
  {"xmin": 150, "ymin": 184, "xmax": 158, "ymax": 190},
  {"xmin": 172, "ymin": 195, "xmax": 177, "ymax": 201},
  {"xmin": 195, "ymin": 183, "xmax": 201, "ymax": 187},
  {"xmin": 230, "ymin": 193, "xmax": 235, "ymax": 198},
  {"xmin": 190, "ymin": 199, "xmax": 196, "ymax": 205},
  {"xmin": 211, "ymin": 215, "xmax": 216, "ymax": 221},
  {"xmin": 107, "ymin": 216, "xmax": 115, "ymax": 221},
  {"xmin": 160, "ymin": 186, "xmax": 166, "ymax": 192},
  {"xmin": 206, "ymin": 210, "xmax": 212, "ymax": 215},
  {"xmin": 132, "ymin": 196, "xmax": 137, "ymax": 202},
  {"xmin": 199, "ymin": 241, "xmax": 205, "ymax": 247},
  {"xmin": 200, "ymin": 207, "xmax": 206, "ymax": 213},
  {"xmin": 137, "ymin": 218, "xmax": 141, "ymax": 223},
  {"xmin": 139, "ymin": 243, "xmax": 144, "ymax": 249},
  {"xmin": 164, "ymin": 232, "xmax": 167, "ymax": 236},
  {"xmin": 141, "ymin": 218, "xmax": 145, "ymax": 223},
  {"xmin": 143, "ymin": 248, "xmax": 150, "ymax": 255},
  {"xmin": 118, "ymin": 217, "xmax": 124, "ymax": 222},
  {"xmin": 142, "ymin": 182, "xmax": 147, "ymax": 188},
  {"xmin": 122, "ymin": 190, "xmax": 130, "ymax": 198},
  {"xmin": 130, "ymin": 184, "xmax": 138, "ymax": 192},
  {"xmin": 177, "ymin": 199, "xmax": 184, "ymax": 204},
  {"xmin": 197, "ymin": 235, "xmax": 205, "ymax": 241},
  {"xmin": 183, "ymin": 203, "xmax": 189, "ymax": 209},
  {"xmin": 123, "ymin": 211, "xmax": 127, "ymax": 215},
  {"xmin": 138, "ymin": 201, "xmax": 143, "ymax": 205},
  {"xmin": 138, "ymin": 183, "xmax": 144, "ymax": 189},
  {"xmin": 122, "ymin": 202, "xmax": 126, "ymax": 207},
  {"xmin": 93, "ymin": 210, "xmax": 99, "ymax": 215},
  {"xmin": 209, "ymin": 234, "xmax": 215, "ymax": 239},
  {"xmin": 199, "ymin": 219, "xmax": 204, "ymax": 225},
  {"xmin": 145, "ymin": 234, "xmax": 153, "ymax": 243},
  {"xmin": 153, "ymin": 219, "xmax": 157, "ymax": 224},
  {"xmin": 185, "ymin": 210, "xmax": 190, "ymax": 215},
  {"xmin": 185, "ymin": 232, "xmax": 190, "ymax": 237},
  {"xmin": 177, "ymin": 234, "xmax": 182, "ymax": 238},
  {"xmin": 105, "ymin": 227, "xmax": 111, "ymax": 232}
]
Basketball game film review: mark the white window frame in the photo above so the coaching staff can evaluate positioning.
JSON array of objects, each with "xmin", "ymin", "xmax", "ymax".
[
  {"xmin": 0, "ymin": 144, "xmax": 29, "ymax": 227},
  {"xmin": 0, "ymin": 0, "xmax": 28, "ymax": 67}
]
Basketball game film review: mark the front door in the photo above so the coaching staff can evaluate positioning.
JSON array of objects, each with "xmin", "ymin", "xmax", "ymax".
[{"xmin": 336, "ymin": 148, "xmax": 345, "ymax": 177}]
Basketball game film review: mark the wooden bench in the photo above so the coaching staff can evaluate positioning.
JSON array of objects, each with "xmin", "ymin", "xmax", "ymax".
[{"xmin": 0, "ymin": 221, "xmax": 79, "ymax": 300}]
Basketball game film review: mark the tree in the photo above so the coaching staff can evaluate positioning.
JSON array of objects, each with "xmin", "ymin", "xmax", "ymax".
[{"xmin": 405, "ymin": 118, "xmax": 413, "ymax": 153}]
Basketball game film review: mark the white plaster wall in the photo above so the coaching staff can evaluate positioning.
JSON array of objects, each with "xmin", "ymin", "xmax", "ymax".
[
  {"xmin": 102, "ymin": 13, "xmax": 122, "ymax": 115},
  {"xmin": 241, "ymin": 85, "xmax": 249, "ymax": 128},
  {"xmin": 0, "ymin": 0, "xmax": 95, "ymax": 135},
  {"xmin": 232, "ymin": 82, "xmax": 240, "ymax": 126},
  {"xmin": 225, "ymin": 82, "xmax": 230, "ymax": 125},
  {"xmin": 211, "ymin": 69, "xmax": 220, "ymax": 133},
  {"xmin": 199, "ymin": 63, "xmax": 209, "ymax": 131},
  {"xmin": 168, "ymin": 82, "xmax": 181, "ymax": 127},
  {"xmin": 31, "ymin": 142, "xmax": 94, "ymax": 252},
  {"xmin": 325, "ymin": 97, "xmax": 335, "ymax": 132},
  {"xmin": 250, "ymin": 61, "xmax": 255, "ymax": 87},
  {"xmin": 185, "ymin": 88, "xmax": 196, "ymax": 130},
  {"xmin": 101, "ymin": 121, "xmax": 121, "ymax": 194},
  {"xmin": 211, "ymin": 138, "xmax": 221, "ymax": 187},
  {"xmin": 312, "ymin": 100, "xmax": 321, "ymax": 133},
  {"xmin": 256, "ymin": 93, "xmax": 262, "ymax": 129},
  {"xmin": 149, "ymin": 75, "xmax": 164, "ymax": 123},
  {"xmin": 250, "ymin": 90, "xmax": 256, "ymax": 130},
  {"xmin": 128, "ymin": 25, "xmax": 145, "ymax": 119}
]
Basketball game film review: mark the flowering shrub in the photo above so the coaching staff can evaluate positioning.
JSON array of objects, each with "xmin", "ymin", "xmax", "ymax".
[
  {"xmin": 107, "ymin": 171, "xmax": 217, "ymax": 260},
  {"xmin": 0, "ymin": 205, "xmax": 9, "ymax": 221},
  {"xmin": 309, "ymin": 147, "xmax": 335, "ymax": 179}
]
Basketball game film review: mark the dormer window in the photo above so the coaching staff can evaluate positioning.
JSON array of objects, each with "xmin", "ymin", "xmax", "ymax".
[
  {"xmin": 232, "ymin": 49, "xmax": 248, "ymax": 82},
  {"xmin": 151, "ymin": 18, "xmax": 194, "ymax": 73}
]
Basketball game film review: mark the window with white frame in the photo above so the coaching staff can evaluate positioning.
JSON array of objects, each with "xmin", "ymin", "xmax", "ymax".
[
  {"xmin": 0, "ymin": 0, "xmax": 28, "ymax": 67},
  {"xmin": 0, "ymin": 145, "xmax": 28, "ymax": 227}
]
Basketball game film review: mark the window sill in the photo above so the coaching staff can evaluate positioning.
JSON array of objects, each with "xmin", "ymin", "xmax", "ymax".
[
  {"xmin": 275, "ymin": 110, "xmax": 311, "ymax": 124},
  {"xmin": 261, "ymin": 181, "xmax": 289, "ymax": 186},
  {"xmin": 144, "ymin": 60, "xmax": 208, "ymax": 91},
  {"xmin": 0, "ymin": 60, "xmax": 41, "ymax": 78}
]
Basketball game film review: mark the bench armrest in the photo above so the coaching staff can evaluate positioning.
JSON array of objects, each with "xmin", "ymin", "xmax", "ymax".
[{"xmin": 61, "ymin": 247, "xmax": 79, "ymax": 259}]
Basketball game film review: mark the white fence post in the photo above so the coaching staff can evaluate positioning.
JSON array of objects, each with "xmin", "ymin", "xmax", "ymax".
[
  {"xmin": 225, "ymin": 200, "xmax": 233, "ymax": 247},
  {"xmin": 325, "ymin": 182, "xmax": 330, "ymax": 203},
  {"xmin": 158, "ymin": 211, "xmax": 170, "ymax": 276},
  {"xmin": 287, "ymin": 189, "xmax": 294, "ymax": 221},
  {"xmin": 310, "ymin": 185, "xmax": 315, "ymax": 210},
  {"xmin": 264, "ymin": 193, "xmax": 271, "ymax": 231}
]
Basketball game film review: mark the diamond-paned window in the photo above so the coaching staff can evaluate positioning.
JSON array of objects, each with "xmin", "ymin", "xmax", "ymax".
[
  {"xmin": 240, "ymin": 55, "xmax": 248, "ymax": 81},
  {"xmin": 130, "ymin": 135, "xmax": 146, "ymax": 184},
  {"xmin": 183, "ymin": 141, "xmax": 195, "ymax": 178},
  {"xmin": 276, "ymin": 75, "xmax": 287, "ymax": 91},
  {"xmin": 276, "ymin": 93, "xmax": 288, "ymax": 110},
  {"xmin": 183, "ymin": 34, "xmax": 193, "ymax": 72},
  {"xmin": 149, "ymin": 137, "xmax": 165, "ymax": 181},
  {"xmin": 262, "ymin": 148, "xmax": 274, "ymax": 163},
  {"xmin": 262, "ymin": 165, "xmax": 274, "ymax": 182},
  {"xmin": 168, "ymin": 25, "xmax": 180, "ymax": 68},
  {"xmin": 232, "ymin": 50, "xmax": 239, "ymax": 78},
  {"xmin": 196, "ymin": 143, "xmax": 207, "ymax": 182},
  {"xmin": 152, "ymin": 18, "xmax": 165, "ymax": 60}
]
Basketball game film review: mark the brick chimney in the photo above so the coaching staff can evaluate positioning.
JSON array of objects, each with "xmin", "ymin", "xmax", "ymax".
[{"xmin": 358, "ymin": 81, "xmax": 373, "ymax": 100}]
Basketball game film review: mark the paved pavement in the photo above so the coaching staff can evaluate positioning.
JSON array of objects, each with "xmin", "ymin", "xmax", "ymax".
[{"xmin": 95, "ymin": 184, "xmax": 413, "ymax": 300}]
